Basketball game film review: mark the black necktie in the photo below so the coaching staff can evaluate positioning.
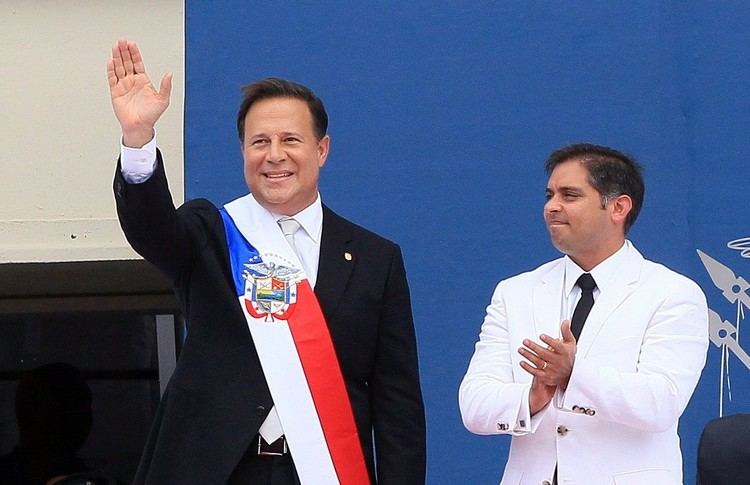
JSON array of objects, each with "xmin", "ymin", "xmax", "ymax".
[{"xmin": 571, "ymin": 273, "xmax": 597, "ymax": 340}]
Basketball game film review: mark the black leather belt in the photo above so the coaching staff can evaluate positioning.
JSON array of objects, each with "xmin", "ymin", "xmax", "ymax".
[{"xmin": 256, "ymin": 435, "xmax": 288, "ymax": 456}]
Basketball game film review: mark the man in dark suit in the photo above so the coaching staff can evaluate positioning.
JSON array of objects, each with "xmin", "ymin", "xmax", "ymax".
[
  {"xmin": 106, "ymin": 38, "xmax": 425, "ymax": 485},
  {"xmin": 697, "ymin": 414, "xmax": 750, "ymax": 484}
]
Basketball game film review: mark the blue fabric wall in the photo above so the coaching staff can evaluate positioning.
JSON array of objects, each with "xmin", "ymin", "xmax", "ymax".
[{"xmin": 184, "ymin": 2, "xmax": 750, "ymax": 483}]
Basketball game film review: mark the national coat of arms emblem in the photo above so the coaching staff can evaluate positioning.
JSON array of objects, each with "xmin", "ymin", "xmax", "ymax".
[{"xmin": 242, "ymin": 254, "xmax": 302, "ymax": 322}]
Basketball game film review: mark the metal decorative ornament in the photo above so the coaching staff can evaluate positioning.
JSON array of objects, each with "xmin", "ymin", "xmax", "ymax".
[{"xmin": 697, "ymin": 236, "xmax": 750, "ymax": 416}]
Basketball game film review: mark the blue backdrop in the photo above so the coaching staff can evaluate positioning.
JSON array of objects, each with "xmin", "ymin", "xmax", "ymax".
[{"xmin": 184, "ymin": 2, "xmax": 750, "ymax": 483}]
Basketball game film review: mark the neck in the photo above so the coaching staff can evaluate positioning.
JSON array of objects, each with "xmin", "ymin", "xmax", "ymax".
[
  {"xmin": 255, "ymin": 194, "xmax": 318, "ymax": 217},
  {"xmin": 569, "ymin": 239, "xmax": 625, "ymax": 272}
]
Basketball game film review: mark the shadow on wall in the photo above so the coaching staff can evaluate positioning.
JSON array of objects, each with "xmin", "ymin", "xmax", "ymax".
[{"xmin": 0, "ymin": 363, "xmax": 121, "ymax": 485}]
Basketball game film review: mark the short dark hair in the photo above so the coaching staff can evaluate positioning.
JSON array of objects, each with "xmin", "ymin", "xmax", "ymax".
[
  {"xmin": 545, "ymin": 143, "xmax": 645, "ymax": 233},
  {"xmin": 236, "ymin": 77, "xmax": 328, "ymax": 141}
]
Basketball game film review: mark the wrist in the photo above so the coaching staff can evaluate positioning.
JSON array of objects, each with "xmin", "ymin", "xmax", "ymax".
[
  {"xmin": 122, "ymin": 128, "xmax": 155, "ymax": 148},
  {"xmin": 529, "ymin": 383, "xmax": 554, "ymax": 416}
]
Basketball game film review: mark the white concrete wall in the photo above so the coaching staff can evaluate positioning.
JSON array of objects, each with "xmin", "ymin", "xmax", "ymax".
[{"xmin": 0, "ymin": 1, "xmax": 184, "ymax": 262}]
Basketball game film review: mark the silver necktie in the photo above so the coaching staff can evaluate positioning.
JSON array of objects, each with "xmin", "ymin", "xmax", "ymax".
[{"xmin": 277, "ymin": 217, "xmax": 301, "ymax": 255}]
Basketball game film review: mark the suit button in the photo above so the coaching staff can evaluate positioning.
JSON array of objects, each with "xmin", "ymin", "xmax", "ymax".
[
  {"xmin": 557, "ymin": 425, "xmax": 568, "ymax": 436},
  {"xmin": 542, "ymin": 481, "xmax": 552, "ymax": 485},
  {"xmin": 586, "ymin": 409, "xmax": 596, "ymax": 416},
  {"xmin": 572, "ymin": 405, "xmax": 580, "ymax": 412},
  {"xmin": 255, "ymin": 405, "xmax": 266, "ymax": 416}
]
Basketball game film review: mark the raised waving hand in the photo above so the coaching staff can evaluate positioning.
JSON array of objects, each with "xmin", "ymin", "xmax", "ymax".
[{"xmin": 107, "ymin": 39, "xmax": 173, "ymax": 147}]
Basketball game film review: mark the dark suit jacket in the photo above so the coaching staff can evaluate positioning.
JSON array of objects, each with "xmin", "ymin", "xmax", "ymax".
[
  {"xmin": 697, "ymin": 414, "xmax": 750, "ymax": 485},
  {"xmin": 114, "ymin": 153, "xmax": 426, "ymax": 484}
]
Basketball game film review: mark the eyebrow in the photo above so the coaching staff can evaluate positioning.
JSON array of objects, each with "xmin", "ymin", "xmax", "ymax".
[
  {"xmin": 546, "ymin": 185, "xmax": 584, "ymax": 193},
  {"xmin": 246, "ymin": 131, "xmax": 306, "ymax": 141}
]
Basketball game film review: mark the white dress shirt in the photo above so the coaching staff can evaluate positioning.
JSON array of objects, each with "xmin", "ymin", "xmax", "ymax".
[{"xmin": 560, "ymin": 241, "xmax": 629, "ymax": 322}]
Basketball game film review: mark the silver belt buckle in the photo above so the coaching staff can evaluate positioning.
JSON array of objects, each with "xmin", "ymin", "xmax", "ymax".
[{"xmin": 257, "ymin": 435, "xmax": 287, "ymax": 456}]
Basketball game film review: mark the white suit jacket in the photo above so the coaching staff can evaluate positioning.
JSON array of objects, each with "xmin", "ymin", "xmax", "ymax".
[{"xmin": 459, "ymin": 242, "xmax": 708, "ymax": 485}]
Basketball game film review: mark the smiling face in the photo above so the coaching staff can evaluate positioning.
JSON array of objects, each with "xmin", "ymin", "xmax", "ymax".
[
  {"xmin": 544, "ymin": 159, "xmax": 628, "ymax": 270},
  {"xmin": 242, "ymin": 97, "xmax": 329, "ymax": 216}
]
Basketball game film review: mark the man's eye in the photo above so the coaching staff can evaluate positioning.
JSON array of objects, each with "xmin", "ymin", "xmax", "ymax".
[
  {"xmin": 284, "ymin": 137, "xmax": 300, "ymax": 143},
  {"xmin": 251, "ymin": 139, "xmax": 268, "ymax": 146}
]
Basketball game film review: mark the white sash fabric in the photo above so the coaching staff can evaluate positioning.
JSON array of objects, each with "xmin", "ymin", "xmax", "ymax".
[{"xmin": 224, "ymin": 194, "xmax": 340, "ymax": 484}]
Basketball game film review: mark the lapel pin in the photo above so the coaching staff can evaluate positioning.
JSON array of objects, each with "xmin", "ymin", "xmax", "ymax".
[{"xmin": 344, "ymin": 252, "xmax": 353, "ymax": 261}]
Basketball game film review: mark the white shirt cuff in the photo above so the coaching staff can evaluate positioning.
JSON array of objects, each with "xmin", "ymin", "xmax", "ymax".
[{"xmin": 120, "ymin": 134, "xmax": 158, "ymax": 184}]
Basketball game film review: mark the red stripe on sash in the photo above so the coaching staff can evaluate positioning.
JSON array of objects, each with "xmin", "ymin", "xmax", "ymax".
[{"xmin": 287, "ymin": 281, "xmax": 370, "ymax": 485}]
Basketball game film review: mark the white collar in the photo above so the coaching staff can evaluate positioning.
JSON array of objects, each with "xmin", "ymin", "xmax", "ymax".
[
  {"xmin": 563, "ymin": 240, "xmax": 631, "ymax": 296},
  {"xmin": 269, "ymin": 193, "xmax": 323, "ymax": 244}
]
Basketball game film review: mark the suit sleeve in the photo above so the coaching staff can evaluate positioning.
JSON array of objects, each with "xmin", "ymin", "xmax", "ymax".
[
  {"xmin": 114, "ymin": 149, "xmax": 208, "ymax": 285},
  {"xmin": 556, "ymin": 277, "xmax": 709, "ymax": 431},
  {"xmin": 459, "ymin": 281, "xmax": 542, "ymax": 436},
  {"xmin": 370, "ymin": 246, "xmax": 426, "ymax": 484}
]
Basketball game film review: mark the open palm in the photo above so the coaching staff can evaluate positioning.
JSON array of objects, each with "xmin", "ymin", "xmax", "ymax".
[{"xmin": 107, "ymin": 39, "xmax": 172, "ymax": 146}]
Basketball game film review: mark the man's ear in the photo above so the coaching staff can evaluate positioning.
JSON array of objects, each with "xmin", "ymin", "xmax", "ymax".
[
  {"xmin": 317, "ymin": 135, "xmax": 330, "ymax": 168},
  {"xmin": 610, "ymin": 194, "xmax": 633, "ymax": 227}
]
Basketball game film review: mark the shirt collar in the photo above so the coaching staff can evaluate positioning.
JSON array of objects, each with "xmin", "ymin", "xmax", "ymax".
[
  {"xmin": 270, "ymin": 193, "xmax": 323, "ymax": 244},
  {"xmin": 563, "ymin": 240, "xmax": 630, "ymax": 296}
]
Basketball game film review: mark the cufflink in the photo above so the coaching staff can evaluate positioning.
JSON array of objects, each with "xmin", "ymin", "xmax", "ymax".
[
  {"xmin": 344, "ymin": 252, "xmax": 353, "ymax": 261},
  {"xmin": 497, "ymin": 423, "xmax": 509, "ymax": 431}
]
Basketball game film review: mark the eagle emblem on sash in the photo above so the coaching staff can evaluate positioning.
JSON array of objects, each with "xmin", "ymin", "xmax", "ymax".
[{"xmin": 242, "ymin": 255, "xmax": 302, "ymax": 322}]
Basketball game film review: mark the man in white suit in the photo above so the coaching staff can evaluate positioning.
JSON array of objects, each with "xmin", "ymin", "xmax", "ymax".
[{"xmin": 459, "ymin": 144, "xmax": 708, "ymax": 485}]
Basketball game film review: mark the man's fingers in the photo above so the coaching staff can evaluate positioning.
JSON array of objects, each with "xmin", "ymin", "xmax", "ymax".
[
  {"xmin": 561, "ymin": 319, "xmax": 576, "ymax": 343},
  {"xmin": 121, "ymin": 40, "xmax": 136, "ymax": 75},
  {"xmin": 520, "ymin": 360, "xmax": 544, "ymax": 377},
  {"xmin": 111, "ymin": 43, "xmax": 125, "ymax": 80},
  {"xmin": 518, "ymin": 347, "xmax": 545, "ymax": 369},
  {"xmin": 158, "ymin": 72, "xmax": 173, "ymax": 103},
  {"xmin": 106, "ymin": 59, "xmax": 118, "ymax": 89},
  {"xmin": 523, "ymin": 338, "xmax": 558, "ymax": 360},
  {"xmin": 538, "ymin": 333, "xmax": 565, "ymax": 352},
  {"xmin": 130, "ymin": 41, "xmax": 145, "ymax": 74},
  {"xmin": 520, "ymin": 362, "xmax": 557, "ymax": 388}
]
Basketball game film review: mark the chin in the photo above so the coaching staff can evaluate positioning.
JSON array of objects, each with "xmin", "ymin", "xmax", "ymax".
[{"xmin": 549, "ymin": 238, "xmax": 569, "ymax": 254}]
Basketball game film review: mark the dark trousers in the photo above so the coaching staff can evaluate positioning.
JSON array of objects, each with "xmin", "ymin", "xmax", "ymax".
[{"xmin": 227, "ymin": 440, "xmax": 301, "ymax": 485}]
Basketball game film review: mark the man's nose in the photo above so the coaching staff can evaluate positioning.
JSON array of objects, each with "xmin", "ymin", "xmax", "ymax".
[
  {"xmin": 545, "ymin": 199, "xmax": 561, "ymax": 213},
  {"xmin": 267, "ymin": 139, "xmax": 285, "ymax": 162}
]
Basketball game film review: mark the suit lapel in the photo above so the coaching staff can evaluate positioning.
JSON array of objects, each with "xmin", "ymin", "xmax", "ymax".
[
  {"xmin": 533, "ymin": 260, "xmax": 566, "ymax": 340},
  {"xmin": 315, "ymin": 205, "xmax": 355, "ymax": 320},
  {"xmin": 577, "ymin": 245, "xmax": 644, "ymax": 357}
]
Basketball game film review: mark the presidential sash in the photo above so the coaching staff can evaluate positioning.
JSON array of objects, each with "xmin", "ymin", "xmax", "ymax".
[{"xmin": 221, "ymin": 195, "xmax": 369, "ymax": 485}]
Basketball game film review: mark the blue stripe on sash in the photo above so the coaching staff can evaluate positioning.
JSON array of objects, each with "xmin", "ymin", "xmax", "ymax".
[{"xmin": 220, "ymin": 208, "xmax": 261, "ymax": 297}]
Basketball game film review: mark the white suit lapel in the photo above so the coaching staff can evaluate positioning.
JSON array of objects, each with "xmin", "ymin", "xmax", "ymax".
[
  {"xmin": 577, "ymin": 244, "xmax": 645, "ymax": 357},
  {"xmin": 533, "ymin": 259, "xmax": 566, "ymax": 340}
]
